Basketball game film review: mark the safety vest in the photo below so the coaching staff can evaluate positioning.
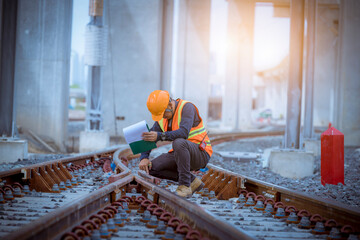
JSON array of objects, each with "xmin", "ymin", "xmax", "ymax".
[{"xmin": 158, "ymin": 99, "xmax": 213, "ymax": 157}]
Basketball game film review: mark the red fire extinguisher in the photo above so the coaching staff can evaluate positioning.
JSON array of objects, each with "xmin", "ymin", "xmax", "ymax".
[{"xmin": 321, "ymin": 123, "xmax": 344, "ymax": 186}]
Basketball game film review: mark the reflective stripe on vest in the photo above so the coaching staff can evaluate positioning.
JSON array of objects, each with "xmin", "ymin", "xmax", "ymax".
[{"xmin": 157, "ymin": 99, "xmax": 213, "ymax": 157}]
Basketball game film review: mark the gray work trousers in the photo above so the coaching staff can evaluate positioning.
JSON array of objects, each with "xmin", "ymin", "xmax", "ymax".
[{"xmin": 149, "ymin": 138, "xmax": 210, "ymax": 187}]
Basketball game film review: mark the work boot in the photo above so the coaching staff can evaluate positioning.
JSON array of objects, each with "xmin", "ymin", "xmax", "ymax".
[
  {"xmin": 175, "ymin": 185, "xmax": 192, "ymax": 198},
  {"xmin": 190, "ymin": 177, "xmax": 204, "ymax": 193}
]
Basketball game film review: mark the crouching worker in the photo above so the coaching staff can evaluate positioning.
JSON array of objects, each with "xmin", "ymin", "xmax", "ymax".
[{"xmin": 139, "ymin": 90, "xmax": 212, "ymax": 198}]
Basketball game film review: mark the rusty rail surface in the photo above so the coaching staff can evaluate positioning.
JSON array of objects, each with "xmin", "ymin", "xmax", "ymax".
[
  {"xmin": 0, "ymin": 146, "xmax": 132, "ymax": 239},
  {"xmin": 0, "ymin": 145, "xmax": 122, "ymax": 180},
  {"xmin": 6, "ymin": 175, "xmax": 134, "ymax": 240},
  {"xmin": 205, "ymin": 164, "xmax": 360, "ymax": 233},
  {"xmin": 1, "ymin": 131, "xmax": 359, "ymax": 239},
  {"xmin": 5, "ymin": 173, "xmax": 255, "ymax": 240},
  {"xmin": 134, "ymin": 176, "xmax": 255, "ymax": 240}
]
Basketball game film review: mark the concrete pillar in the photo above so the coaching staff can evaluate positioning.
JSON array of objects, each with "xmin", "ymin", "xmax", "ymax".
[
  {"xmin": 172, "ymin": 0, "xmax": 211, "ymax": 124},
  {"xmin": 303, "ymin": 0, "xmax": 317, "ymax": 139},
  {"xmin": 0, "ymin": 0, "xmax": 17, "ymax": 138},
  {"xmin": 15, "ymin": 0, "xmax": 72, "ymax": 151},
  {"xmin": 303, "ymin": 0, "xmax": 321, "ymax": 156},
  {"xmin": 269, "ymin": 0, "xmax": 315, "ymax": 179},
  {"xmin": 221, "ymin": 0, "xmax": 254, "ymax": 130},
  {"xmin": 285, "ymin": 0, "xmax": 304, "ymax": 149},
  {"xmin": 0, "ymin": 0, "xmax": 28, "ymax": 162},
  {"xmin": 102, "ymin": 0, "xmax": 163, "ymax": 136},
  {"xmin": 335, "ymin": 0, "xmax": 360, "ymax": 146},
  {"xmin": 160, "ymin": 0, "xmax": 174, "ymax": 91},
  {"xmin": 79, "ymin": 0, "xmax": 109, "ymax": 153},
  {"xmin": 313, "ymin": 3, "xmax": 339, "ymax": 127},
  {"xmin": 85, "ymin": 0, "xmax": 106, "ymax": 131}
]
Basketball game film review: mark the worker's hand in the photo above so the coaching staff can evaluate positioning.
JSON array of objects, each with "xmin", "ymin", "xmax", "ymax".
[
  {"xmin": 139, "ymin": 158, "xmax": 152, "ymax": 174},
  {"xmin": 142, "ymin": 131, "xmax": 158, "ymax": 142}
]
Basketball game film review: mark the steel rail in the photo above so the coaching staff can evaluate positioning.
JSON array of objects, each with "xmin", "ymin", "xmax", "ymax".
[
  {"xmin": 1, "ymin": 131, "xmax": 358, "ymax": 239},
  {"xmin": 134, "ymin": 173, "xmax": 246, "ymax": 239},
  {"xmin": 6, "ymin": 175, "xmax": 134, "ymax": 240},
  {"xmin": 206, "ymin": 163, "xmax": 360, "ymax": 232},
  {"xmin": 134, "ymin": 175, "xmax": 256, "ymax": 240},
  {"xmin": 208, "ymin": 127, "xmax": 325, "ymax": 146},
  {"xmin": 0, "ymin": 145, "xmax": 123, "ymax": 179},
  {"xmin": 209, "ymin": 131, "xmax": 284, "ymax": 146},
  {"xmin": 4, "ymin": 173, "xmax": 256, "ymax": 240},
  {"xmin": 108, "ymin": 147, "xmax": 135, "ymax": 183},
  {"xmin": 0, "ymin": 146, "xmax": 132, "ymax": 240}
]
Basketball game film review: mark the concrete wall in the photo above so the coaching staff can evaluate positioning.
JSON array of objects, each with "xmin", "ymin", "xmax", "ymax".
[
  {"xmin": 15, "ymin": 0, "xmax": 72, "ymax": 151},
  {"xmin": 172, "ymin": 0, "xmax": 211, "ymax": 124},
  {"xmin": 102, "ymin": 0, "xmax": 164, "ymax": 135},
  {"xmin": 336, "ymin": 0, "xmax": 360, "ymax": 146}
]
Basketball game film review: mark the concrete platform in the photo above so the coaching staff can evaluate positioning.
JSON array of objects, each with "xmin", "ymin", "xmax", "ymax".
[
  {"xmin": 269, "ymin": 149, "xmax": 315, "ymax": 179},
  {"xmin": 79, "ymin": 131, "xmax": 109, "ymax": 153},
  {"xmin": 0, "ymin": 139, "xmax": 28, "ymax": 163},
  {"xmin": 304, "ymin": 139, "xmax": 321, "ymax": 157}
]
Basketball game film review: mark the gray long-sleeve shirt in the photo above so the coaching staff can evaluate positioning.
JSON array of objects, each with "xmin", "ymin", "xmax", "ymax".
[{"xmin": 140, "ymin": 100, "xmax": 201, "ymax": 160}]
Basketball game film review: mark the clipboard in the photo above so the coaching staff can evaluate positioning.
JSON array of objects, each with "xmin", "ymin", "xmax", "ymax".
[{"xmin": 123, "ymin": 120, "xmax": 157, "ymax": 154}]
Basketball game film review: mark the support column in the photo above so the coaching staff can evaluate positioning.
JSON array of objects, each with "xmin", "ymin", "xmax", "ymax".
[
  {"xmin": 303, "ymin": 0, "xmax": 316, "ymax": 139},
  {"xmin": 269, "ymin": 0, "xmax": 315, "ymax": 179},
  {"xmin": 303, "ymin": 0, "xmax": 320, "ymax": 156},
  {"xmin": 102, "ymin": 1, "xmax": 163, "ymax": 137},
  {"xmin": 160, "ymin": 0, "xmax": 174, "ymax": 91},
  {"xmin": 15, "ymin": 0, "xmax": 72, "ymax": 152},
  {"xmin": 80, "ymin": 0, "xmax": 109, "ymax": 152},
  {"xmin": 0, "ymin": 0, "xmax": 17, "ymax": 138},
  {"xmin": 312, "ymin": 3, "xmax": 339, "ymax": 128},
  {"xmin": 335, "ymin": 0, "xmax": 360, "ymax": 146},
  {"xmin": 222, "ymin": 0, "xmax": 254, "ymax": 131},
  {"xmin": 285, "ymin": 0, "xmax": 305, "ymax": 149},
  {"xmin": 172, "ymin": 0, "xmax": 211, "ymax": 123},
  {"xmin": 0, "ymin": 0, "xmax": 28, "ymax": 163}
]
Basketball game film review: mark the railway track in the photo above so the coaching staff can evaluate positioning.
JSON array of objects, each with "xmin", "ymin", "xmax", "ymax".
[{"xmin": 0, "ymin": 132, "xmax": 359, "ymax": 240}]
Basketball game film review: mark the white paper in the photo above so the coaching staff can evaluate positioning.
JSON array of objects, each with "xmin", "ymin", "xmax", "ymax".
[{"xmin": 123, "ymin": 120, "xmax": 149, "ymax": 144}]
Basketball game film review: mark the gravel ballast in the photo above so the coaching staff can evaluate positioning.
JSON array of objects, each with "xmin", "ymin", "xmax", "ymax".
[
  {"xmin": 1, "ymin": 136, "xmax": 359, "ymax": 210},
  {"xmin": 211, "ymin": 136, "xmax": 360, "ymax": 209}
]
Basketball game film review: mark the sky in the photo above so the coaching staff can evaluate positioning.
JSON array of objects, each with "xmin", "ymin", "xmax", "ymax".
[{"xmin": 71, "ymin": 0, "xmax": 89, "ymax": 58}]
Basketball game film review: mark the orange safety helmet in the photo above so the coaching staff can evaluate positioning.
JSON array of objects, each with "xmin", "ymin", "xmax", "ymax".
[{"xmin": 147, "ymin": 90, "xmax": 170, "ymax": 121}]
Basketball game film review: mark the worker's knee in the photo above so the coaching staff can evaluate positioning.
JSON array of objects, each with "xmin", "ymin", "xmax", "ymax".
[
  {"xmin": 149, "ymin": 161, "xmax": 159, "ymax": 172},
  {"xmin": 172, "ymin": 138, "xmax": 187, "ymax": 152}
]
